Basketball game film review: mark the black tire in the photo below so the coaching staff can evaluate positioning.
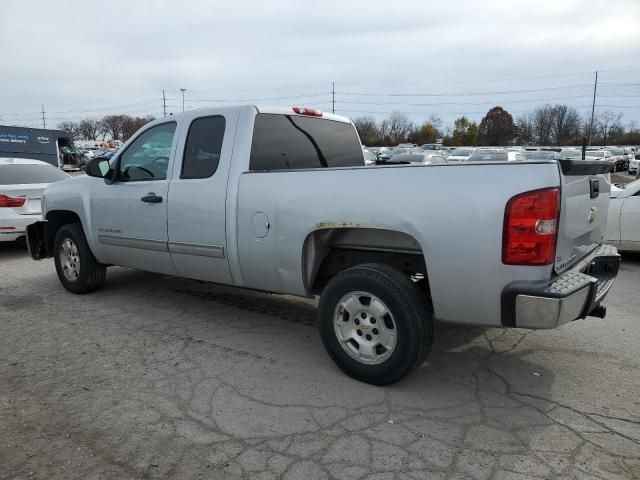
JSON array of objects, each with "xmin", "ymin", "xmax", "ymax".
[
  {"xmin": 318, "ymin": 263, "xmax": 433, "ymax": 385},
  {"xmin": 53, "ymin": 223, "xmax": 106, "ymax": 294}
]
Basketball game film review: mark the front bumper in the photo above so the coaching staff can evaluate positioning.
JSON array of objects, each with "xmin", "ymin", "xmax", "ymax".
[{"xmin": 502, "ymin": 244, "xmax": 620, "ymax": 329}]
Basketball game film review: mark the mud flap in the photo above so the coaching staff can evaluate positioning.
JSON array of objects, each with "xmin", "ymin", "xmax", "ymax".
[{"xmin": 26, "ymin": 221, "xmax": 49, "ymax": 260}]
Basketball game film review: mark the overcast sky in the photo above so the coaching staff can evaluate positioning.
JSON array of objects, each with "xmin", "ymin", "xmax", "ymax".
[{"xmin": 1, "ymin": 0, "xmax": 639, "ymax": 129}]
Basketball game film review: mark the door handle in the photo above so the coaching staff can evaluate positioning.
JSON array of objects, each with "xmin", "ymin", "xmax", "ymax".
[{"xmin": 140, "ymin": 192, "xmax": 163, "ymax": 203}]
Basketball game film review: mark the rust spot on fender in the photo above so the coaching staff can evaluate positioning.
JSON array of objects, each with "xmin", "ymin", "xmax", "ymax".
[{"xmin": 314, "ymin": 221, "xmax": 386, "ymax": 229}]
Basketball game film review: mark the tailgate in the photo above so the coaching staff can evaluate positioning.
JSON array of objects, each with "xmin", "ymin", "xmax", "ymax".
[{"xmin": 554, "ymin": 160, "xmax": 613, "ymax": 274}]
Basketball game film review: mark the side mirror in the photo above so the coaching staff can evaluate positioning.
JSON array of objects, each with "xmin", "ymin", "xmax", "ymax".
[{"xmin": 85, "ymin": 157, "xmax": 112, "ymax": 180}]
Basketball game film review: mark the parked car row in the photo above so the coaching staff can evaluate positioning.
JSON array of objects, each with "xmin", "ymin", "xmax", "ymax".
[{"xmin": 363, "ymin": 144, "xmax": 639, "ymax": 173}]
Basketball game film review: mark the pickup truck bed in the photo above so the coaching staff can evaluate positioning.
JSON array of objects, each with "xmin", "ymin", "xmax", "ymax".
[{"xmin": 26, "ymin": 105, "xmax": 620, "ymax": 384}]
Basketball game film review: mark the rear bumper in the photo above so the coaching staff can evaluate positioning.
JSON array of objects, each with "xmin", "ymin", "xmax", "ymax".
[
  {"xmin": 0, "ymin": 213, "xmax": 41, "ymax": 242},
  {"xmin": 502, "ymin": 244, "xmax": 620, "ymax": 329}
]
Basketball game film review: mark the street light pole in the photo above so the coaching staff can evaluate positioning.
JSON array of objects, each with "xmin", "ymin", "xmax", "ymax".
[{"xmin": 180, "ymin": 88, "xmax": 186, "ymax": 113}]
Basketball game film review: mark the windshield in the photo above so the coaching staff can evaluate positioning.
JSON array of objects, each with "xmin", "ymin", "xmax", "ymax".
[
  {"xmin": 560, "ymin": 150, "xmax": 581, "ymax": 159},
  {"xmin": 449, "ymin": 148, "xmax": 473, "ymax": 156},
  {"xmin": 390, "ymin": 148, "xmax": 409, "ymax": 155},
  {"xmin": 0, "ymin": 164, "xmax": 70, "ymax": 184},
  {"xmin": 524, "ymin": 151, "xmax": 557, "ymax": 160},
  {"xmin": 468, "ymin": 152, "xmax": 508, "ymax": 162}
]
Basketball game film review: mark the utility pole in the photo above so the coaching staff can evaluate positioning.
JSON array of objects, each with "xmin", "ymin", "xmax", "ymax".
[
  {"xmin": 162, "ymin": 90, "xmax": 167, "ymax": 117},
  {"xmin": 588, "ymin": 70, "xmax": 598, "ymax": 146},
  {"xmin": 41, "ymin": 105, "xmax": 46, "ymax": 129},
  {"xmin": 332, "ymin": 82, "xmax": 335, "ymax": 114},
  {"xmin": 180, "ymin": 88, "xmax": 186, "ymax": 113}
]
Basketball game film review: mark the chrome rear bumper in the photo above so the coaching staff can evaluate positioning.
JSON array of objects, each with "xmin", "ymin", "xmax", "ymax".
[{"xmin": 502, "ymin": 244, "xmax": 620, "ymax": 329}]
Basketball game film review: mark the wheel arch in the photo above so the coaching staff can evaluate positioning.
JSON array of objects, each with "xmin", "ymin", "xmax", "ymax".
[
  {"xmin": 44, "ymin": 210, "xmax": 84, "ymax": 256},
  {"xmin": 302, "ymin": 227, "xmax": 431, "ymax": 298}
]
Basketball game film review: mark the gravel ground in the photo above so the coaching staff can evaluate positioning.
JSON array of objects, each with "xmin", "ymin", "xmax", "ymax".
[{"xmin": 0, "ymin": 245, "xmax": 639, "ymax": 480}]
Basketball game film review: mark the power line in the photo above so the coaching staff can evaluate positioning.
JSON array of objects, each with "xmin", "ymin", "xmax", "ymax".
[
  {"xmin": 185, "ymin": 92, "xmax": 329, "ymax": 103},
  {"xmin": 337, "ymin": 82, "xmax": 640, "ymax": 98}
]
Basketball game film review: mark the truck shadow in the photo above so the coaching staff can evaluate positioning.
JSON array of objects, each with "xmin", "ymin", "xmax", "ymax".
[{"xmin": 98, "ymin": 267, "xmax": 554, "ymax": 399}]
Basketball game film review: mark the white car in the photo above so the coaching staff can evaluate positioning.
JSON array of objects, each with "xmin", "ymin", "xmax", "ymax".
[
  {"xmin": 0, "ymin": 158, "xmax": 70, "ymax": 242},
  {"xmin": 446, "ymin": 147, "xmax": 476, "ymax": 162},
  {"xmin": 467, "ymin": 149, "xmax": 526, "ymax": 162},
  {"xmin": 389, "ymin": 152, "xmax": 447, "ymax": 165},
  {"xmin": 629, "ymin": 154, "xmax": 639, "ymax": 176},
  {"xmin": 606, "ymin": 179, "xmax": 640, "ymax": 252}
]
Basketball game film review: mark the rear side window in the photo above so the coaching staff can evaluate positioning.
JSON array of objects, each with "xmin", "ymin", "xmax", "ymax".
[
  {"xmin": 0, "ymin": 164, "xmax": 69, "ymax": 184},
  {"xmin": 181, "ymin": 116, "xmax": 226, "ymax": 179},
  {"xmin": 250, "ymin": 114, "xmax": 364, "ymax": 171}
]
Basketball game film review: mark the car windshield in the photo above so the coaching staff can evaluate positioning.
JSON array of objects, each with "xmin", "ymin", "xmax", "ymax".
[
  {"xmin": 560, "ymin": 150, "xmax": 581, "ymax": 159},
  {"xmin": 0, "ymin": 164, "xmax": 70, "ymax": 184},
  {"xmin": 449, "ymin": 149, "xmax": 473, "ymax": 156},
  {"xmin": 390, "ymin": 148, "xmax": 409, "ymax": 155},
  {"xmin": 608, "ymin": 147, "xmax": 623, "ymax": 155},
  {"xmin": 363, "ymin": 150, "xmax": 376, "ymax": 162},
  {"xmin": 468, "ymin": 152, "xmax": 508, "ymax": 162},
  {"xmin": 525, "ymin": 151, "xmax": 557, "ymax": 160}
]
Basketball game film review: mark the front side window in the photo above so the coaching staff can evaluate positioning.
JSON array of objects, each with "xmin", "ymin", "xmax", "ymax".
[
  {"xmin": 118, "ymin": 122, "xmax": 176, "ymax": 181},
  {"xmin": 250, "ymin": 114, "xmax": 364, "ymax": 171},
  {"xmin": 181, "ymin": 116, "xmax": 226, "ymax": 179}
]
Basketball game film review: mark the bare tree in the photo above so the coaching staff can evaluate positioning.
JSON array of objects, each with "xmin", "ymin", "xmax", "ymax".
[
  {"xmin": 532, "ymin": 105, "xmax": 554, "ymax": 145},
  {"xmin": 380, "ymin": 112, "xmax": 413, "ymax": 145},
  {"xmin": 515, "ymin": 114, "xmax": 534, "ymax": 145},
  {"xmin": 77, "ymin": 118, "xmax": 101, "ymax": 140},
  {"xmin": 353, "ymin": 116, "xmax": 381, "ymax": 146},
  {"xmin": 100, "ymin": 115, "xmax": 127, "ymax": 141},
  {"xmin": 549, "ymin": 105, "xmax": 581, "ymax": 145},
  {"xmin": 123, "ymin": 116, "xmax": 155, "ymax": 141},
  {"xmin": 56, "ymin": 121, "xmax": 80, "ymax": 139},
  {"xmin": 595, "ymin": 110, "xmax": 623, "ymax": 145},
  {"xmin": 428, "ymin": 114, "xmax": 443, "ymax": 136}
]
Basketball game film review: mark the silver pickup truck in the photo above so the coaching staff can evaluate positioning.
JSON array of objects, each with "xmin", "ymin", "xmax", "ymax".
[{"xmin": 27, "ymin": 105, "xmax": 620, "ymax": 385}]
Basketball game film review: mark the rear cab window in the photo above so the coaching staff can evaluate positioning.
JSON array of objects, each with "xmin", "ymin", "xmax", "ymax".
[{"xmin": 249, "ymin": 114, "xmax": 364, "ymax": 171}]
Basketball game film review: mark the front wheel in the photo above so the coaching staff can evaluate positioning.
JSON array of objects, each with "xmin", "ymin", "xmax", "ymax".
[
  {"xmin": 53, "ymin": 224, "xmax": 106, "ymax": 294},
  {"xmin": 318, "ymin": 264, "xmax": 433, "ymax": 385}
]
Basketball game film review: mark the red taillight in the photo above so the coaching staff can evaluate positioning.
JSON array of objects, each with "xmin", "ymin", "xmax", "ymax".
[
  {"xmin": 503, "ymin": 187, "xmax": 560, "ymax": 265},
  {"xmin": 292, "ymin": 106, "xmax": 323, "ymax": 117},
  {"xmin": 0, "ymin": 194, "xmax": 26, "ymax": 208}
]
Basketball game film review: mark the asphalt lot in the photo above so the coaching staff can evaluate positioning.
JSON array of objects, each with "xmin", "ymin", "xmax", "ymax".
[{"xmin": 1, "ymin": 244, "xmax": 639, "ymax": 480}]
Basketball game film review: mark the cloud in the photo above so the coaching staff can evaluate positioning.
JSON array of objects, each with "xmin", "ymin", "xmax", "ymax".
[{"xmin": 1, "ymin": 0, "xmax": 638, "ymax": 126}]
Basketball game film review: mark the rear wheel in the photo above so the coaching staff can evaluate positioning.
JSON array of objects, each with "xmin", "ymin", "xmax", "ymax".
[
  {"xmin": 54, "ymin": 224, "xmax": 106, "ymax": 294},
  {"xmin": 318, "ymin": 264, "xmax": 433, "ymax": 385}
]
